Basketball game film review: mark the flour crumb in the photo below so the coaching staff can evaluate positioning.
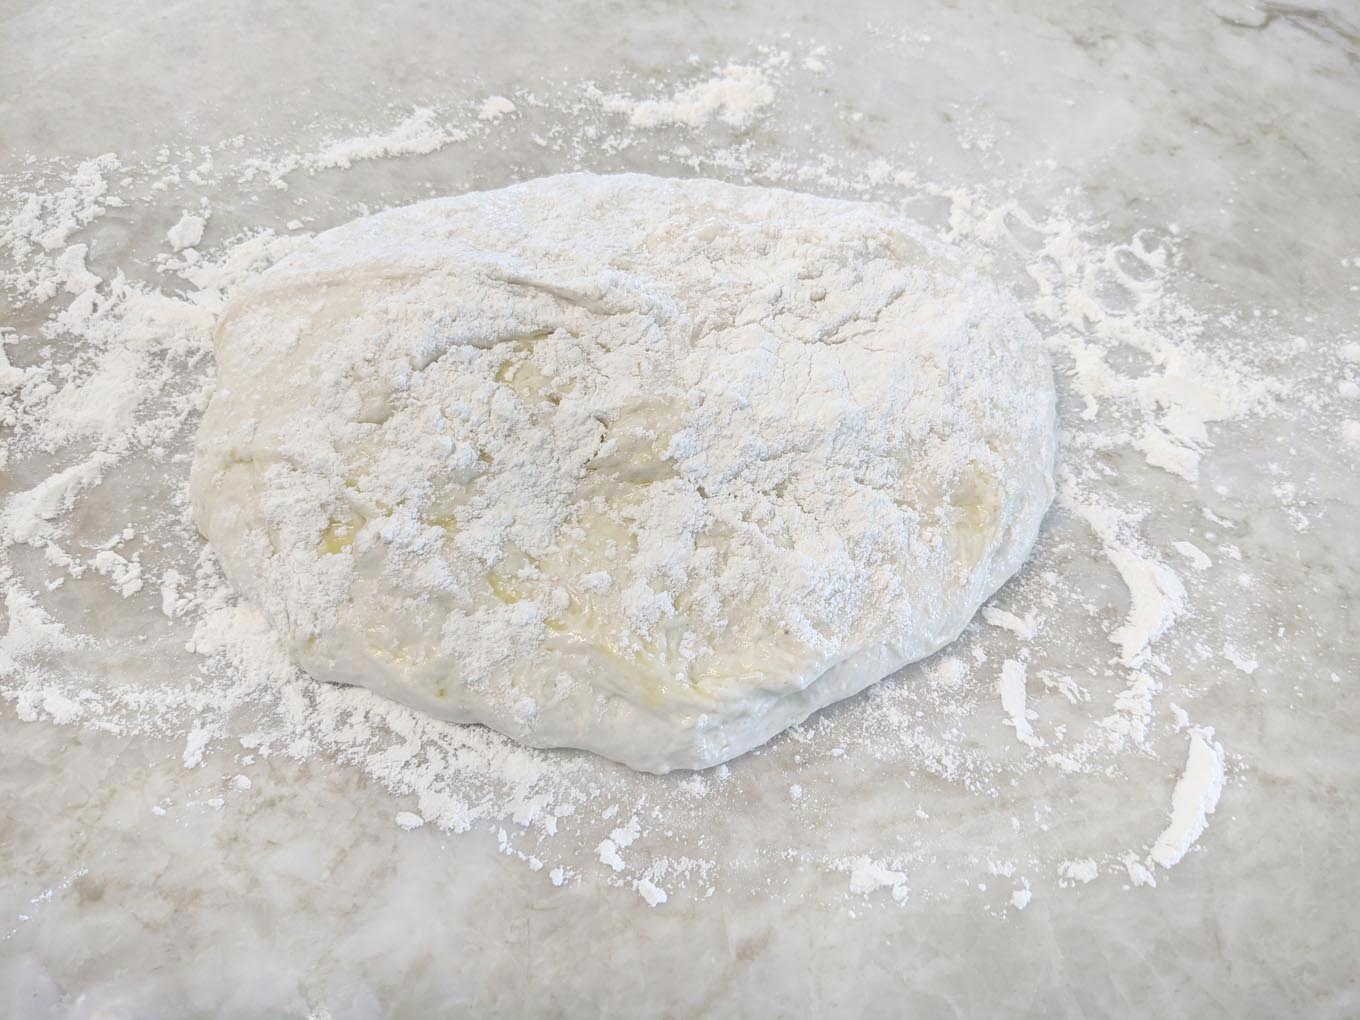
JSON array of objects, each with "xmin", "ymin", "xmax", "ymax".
[
  {"xmin": 1135, "ymin": 425, "xmax": 1201, "ymax": 482},
  {"xmin": 1222, "ymin": 643, "xmax": 1259, "ymax": 675},
  {"xmin": 1121, "ymin": 851, "xmax": 1157, "ymax": 888},
  {"xmin": 597, "ymin": 838, "xmax": 626, "ymax": 872},
  {"xmin": 55, "ymin": 244, "xmax": 100, "ymax": 293},
  {"xmin": 846, "ymin": 857, "xmax": 910, "ymax": 904},
  {"xmin": 609, "ymin": 816, "xmax": 641, "ymax": 849},
  {"xmin": 636, "ymin": 878, "xmax": 668, "ymax": 907},
  {"xmin": 92, "ymin": 549, "xmax": 143, "ymax": 597},
  {"xmin": 983, "ymin": 606, "xmax": 1038, "ymax": 641},
  {"xmin": 999, "ymin": 659, "xmax": 1044, "ymax": 748},
  {"xmin": 310, "ymin": 107, "xmax": 461, "ymax": 170},
  {"xmin": 166, "ymin": 212, "xmax": 206, "ymax": 251},
  {"xmin": 1150, "ymin": 727, "xmax": 1225, "ymax": 868},
  {"xmin": 1058, "ymin": 858, "xmax": 1098, "ymax": 885},
  {"xmin": 181, "ymin": 723, "xmax": 212, "ymax": 769},
  {"xmin": 596, "ymin": 63, "xmax": 776, "ymax": 130},
  {"xmin": 159, "ymin": 569, "xmax": 184, "ymax": 618},
  {"xmin": 1074, "ymin": 503, "xmax": 1188, "ymax": 667},
  {"xmin": 478, "ymin": 96, "xmax": 516, "ymax": 121},
  {"xmin": 1172, "ymin": 541, "xmax": 1212, "ymax": 570}
]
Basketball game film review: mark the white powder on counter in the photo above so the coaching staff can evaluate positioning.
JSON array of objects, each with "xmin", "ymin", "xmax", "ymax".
[
  {"xmin": 1073, "ymin": 499, "xmax": 1186, "ymax": 669},
  {"xmin": 845, "ymin": 856, "xmax": 911, "ymax": 904},
  {"xmin": 2, "ymin": 454, "xmax": 117, "ymax": 549},
  {"xmin": 999, "ymin": 659, "xmax": 1044, "ymax": 748},
  {"xmin": 636, "ymin": 878, "xmax": 668, "ymax": 907},
  {"xmin": 982, "ymin": 607, "xmax": 1038, "ymax": 641},
  {"xmin": 0, "ymin": 584, "xmax": 81, "ymax": 674},
  {"xmin": 0, "ymin": 55, "xmax": 1287, "ymax": 910},
  {"xmin": 593, "ymin": 60, "xmax": 779, "ymax": 130},
  {"xmin": 1059, "ymin": 858, "xmax": 1099, "ymax": 885},
  {"xmin": 308, "ymin": 107, "xmax": 463, "ymax": 170},
  {"xmin": 1, "ymin": 153, "xmax": 120, "ymax": 262},
  {"xmin": 477, "ymin": 96, "xmax": 516, "ymax": 121},
  {"xmin": 1149, "ymin": 728, "xmax": 1225, "ymax": 869},
  {"xmin": 54, "ymin": 244, "xmax": 100, "ymax": 293},
  {"xmin": 166, "ymin": 212, "xmax": 206, "ymax": 251},
  {"xmin": 1172, "ymin": 541, "xmax": 1212, "ymax": 570}
]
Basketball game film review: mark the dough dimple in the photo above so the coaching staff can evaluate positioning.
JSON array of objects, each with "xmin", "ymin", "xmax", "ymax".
[{"xmin": 190, "ymin": 172, "xmax": 1056, "ymax": 773}]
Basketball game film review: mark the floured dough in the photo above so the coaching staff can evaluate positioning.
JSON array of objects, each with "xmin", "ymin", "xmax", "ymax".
[{"xmin": 190, "ymin": 173, "xmax": 1056, "ymax": 773}]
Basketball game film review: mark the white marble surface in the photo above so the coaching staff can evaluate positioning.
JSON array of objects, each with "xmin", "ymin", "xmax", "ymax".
[{"xmin": 2, "ymin": 1, "xmax": 1359, "ymax": 1017}]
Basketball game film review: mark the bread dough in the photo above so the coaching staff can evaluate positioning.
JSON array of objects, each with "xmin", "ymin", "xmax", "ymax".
[{"xmin": 190, "ymin": 173, "xmax": 1056, "ymax": 773}]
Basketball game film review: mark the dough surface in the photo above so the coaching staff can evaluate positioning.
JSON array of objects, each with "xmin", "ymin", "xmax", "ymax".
[{"xmin": 191, "ymin": 173, "xmax": 1056, "ymax": 773}]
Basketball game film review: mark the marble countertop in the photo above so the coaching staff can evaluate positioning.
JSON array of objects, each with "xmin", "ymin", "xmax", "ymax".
[{"xmin": 2, "ymin": 1, "xmax": 1357, "ymax": 1017}]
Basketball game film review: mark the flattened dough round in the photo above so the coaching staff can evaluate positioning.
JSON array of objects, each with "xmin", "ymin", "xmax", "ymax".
[{"xmin": 191, "ymin": 173, "xmax": 1056, "ymax": 773}]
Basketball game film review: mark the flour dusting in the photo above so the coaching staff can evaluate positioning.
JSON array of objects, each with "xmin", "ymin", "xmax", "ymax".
[
  {"xmin": 1149, "ymin": 728, "xmax": 1225, "ymax": 869},
  {"xmin": 1, "ymin": 50, "xmax": 1293, "ymax": 911}
]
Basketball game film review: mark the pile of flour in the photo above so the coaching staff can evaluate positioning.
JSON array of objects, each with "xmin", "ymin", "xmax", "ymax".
[{"xmin": 1, "ymin": 49, "xmax": 1294, "ymax": 910}]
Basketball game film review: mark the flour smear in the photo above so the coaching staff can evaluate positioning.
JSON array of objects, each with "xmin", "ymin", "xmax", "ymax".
[{"xmin": 1, "ymin": 48, "xmax": 1289, "ymax": 911}]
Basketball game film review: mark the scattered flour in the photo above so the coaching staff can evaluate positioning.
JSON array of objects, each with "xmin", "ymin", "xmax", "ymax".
[
  {"xmin": 2, "ymin": 454, "xmax": 116, "ymax": 549},
  {"xmin": 1222, "ymin": 644, "xmax": 1259, "ymax": 675},
  {"xmin": 166, "ymin": 212, "xmax": 206, "ymax": 251},
  {"xmin": 597, "ymin": 839, "xmax": 627, "ymax": 873},
  {"xmin": 998, "ymin": 659, "xmax": 1044, "ymax": 748},
  {"xmin": 846, "ymin": 856, "xmax": 911, "ymax": 905},
  {"xmin": 1173, "ymin": 541, "xmax": 1212, "ymax": 571},
  {"xmin": 477, "ymin": 96, "xmax": 516, "ymax": 121},
  {"xmin": 983, "ymin": 606, "xmax": 1038, "ymax": 641},
  {"xmin": 1075, "ymin": 501, "xmax": 1185, "ymax": 668},
  {"xmin": 0, "ymin": 585, "xmax": 79, "ymax": 674},
  {"xmin": 594, "ymin": 62, "xmax": 778, "ymax": 130},
  {"xmin": 1121, "ymin": 851, "xmax": 1158, "ymax": 888},
  {"xmin": 1059, "ymin": 858, "xmax": 1099, "ymax": 885},
  {"xmin": 636, "ymin": 878, "xmax": 668, "ymax": 907},
  {"xmin": 54, "ymin": 244, "xmax": 100, "ymax": 294},
  {"xmin": 309, "ymin": 107, "xmax": 465, "ymax": 171},
  {"xmin": 1149, "ymin": 728, "xmax": 1225, "ymax": 869},
  {"xmin": 0, "ymin": 55, "xmax": 1278, "ymax": 911}
]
